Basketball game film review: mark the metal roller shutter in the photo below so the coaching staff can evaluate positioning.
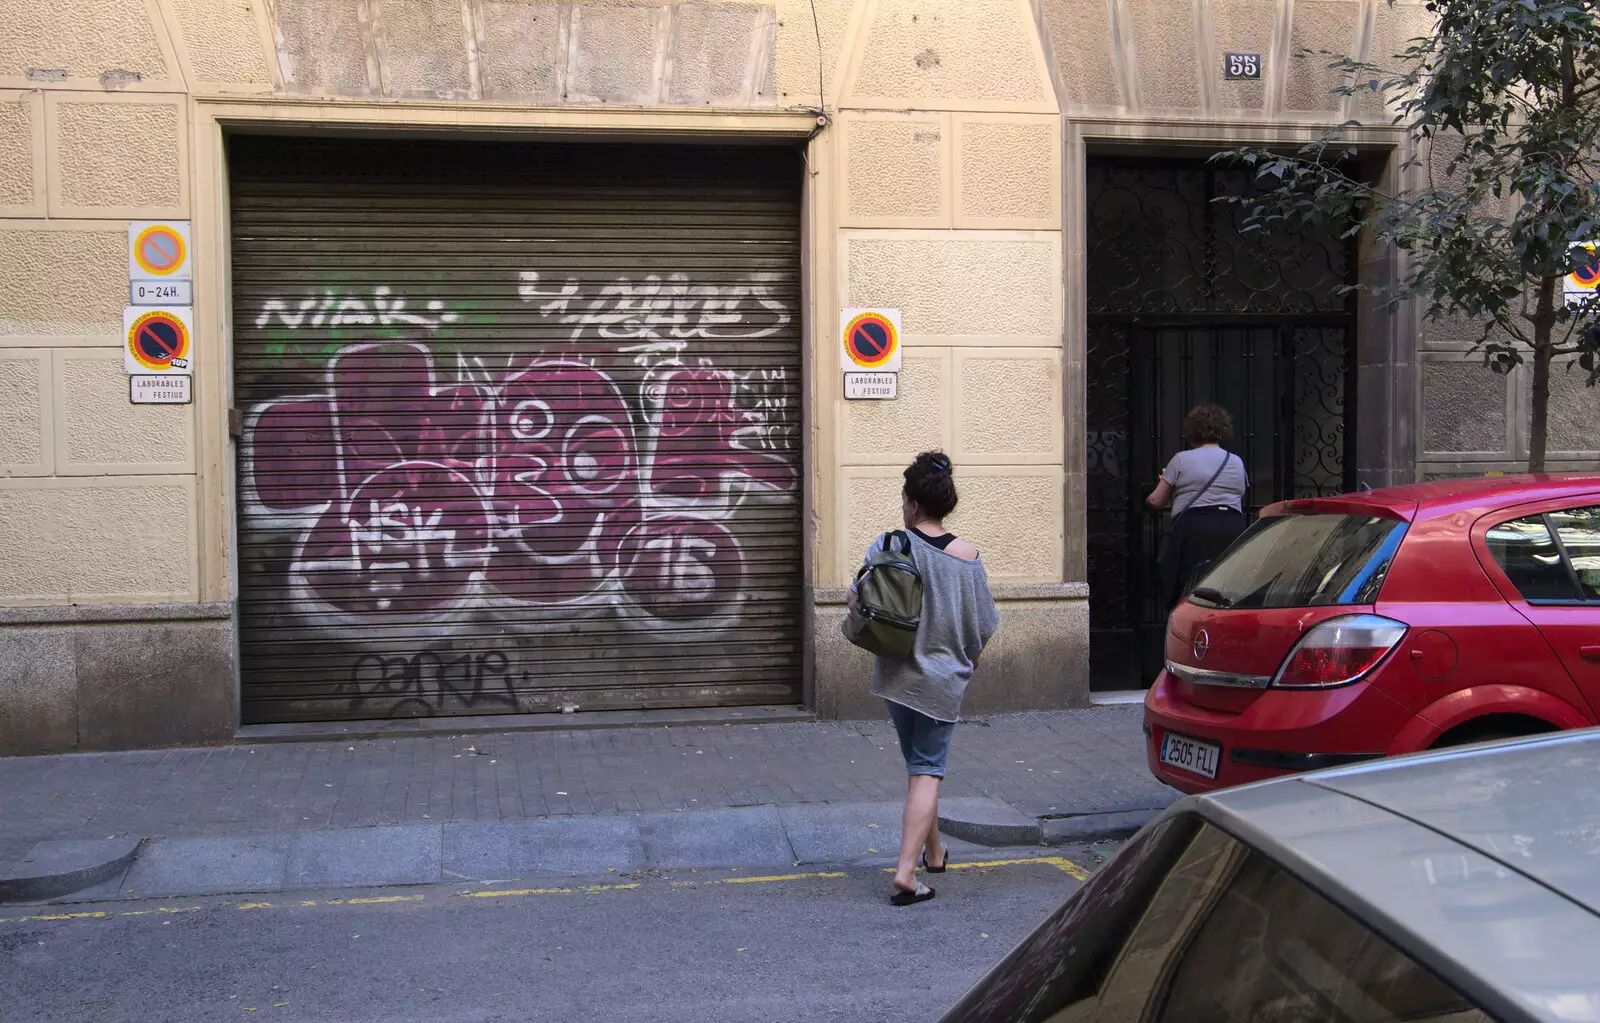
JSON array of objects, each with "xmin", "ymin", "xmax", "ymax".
[{"xmin": 230, "ymin": 135, "xmax": 804, "ymax": 723}]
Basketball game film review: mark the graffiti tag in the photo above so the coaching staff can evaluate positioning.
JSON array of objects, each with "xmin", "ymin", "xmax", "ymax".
[
  {"xmin": 255, "ymin": 286, "xmax": 460, "ymax": 331},
  {"xmin": 241, "ymin": 272, "xmax": 798, "ymax": 717}
]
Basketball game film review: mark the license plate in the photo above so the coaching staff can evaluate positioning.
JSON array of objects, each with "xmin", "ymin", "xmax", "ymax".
[{"xmin": 1160, "ymin": 732, "xmax": 1221, "ymax": 779}]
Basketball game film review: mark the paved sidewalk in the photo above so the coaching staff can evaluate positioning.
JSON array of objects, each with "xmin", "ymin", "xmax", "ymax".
[{"xmin": 0, "ymin": 707, "xmax": 1175, "ymax": 867}]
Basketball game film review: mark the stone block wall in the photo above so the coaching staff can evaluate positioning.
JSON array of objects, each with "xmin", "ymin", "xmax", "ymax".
[
  {"xmin": 1039, "ymin": 0, "xmax": 1433, "ymax": 120},
  {"xmin": 8, "ymin": 0, "xmax": 1565, "ymax": 749},
  {"xmin": 808, "ymin": 0, "xmax": 1084, "ymax": 716},
  {"xmin": 1418, "ymin": 324, "xmax": 1600, "ymax": 479},
  {"xmin": 0, "ymin": 605, "xmax": 234, "ymax": 755},
  {"xmin": 1410, "ymin": 130, "xmax": 1600, "ymax": 479},
  {"xmin": 813, "ymin": 585, "xmax": 1088, "ymax": 719},
  {"xmin": 0, "ymin": 0, "xmax": 226, "ymax": 752}
]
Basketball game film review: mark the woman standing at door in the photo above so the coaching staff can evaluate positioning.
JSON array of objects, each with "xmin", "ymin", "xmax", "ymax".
[{"xmin": 1147, "ymin": 404, "xmax": 1249, "ymax": 610}]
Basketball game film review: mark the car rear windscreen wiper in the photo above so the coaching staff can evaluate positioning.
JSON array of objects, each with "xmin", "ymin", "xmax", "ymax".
[{"xmin": 1189, "ymin": 587, "xmax": 1234, "ymax": 608}]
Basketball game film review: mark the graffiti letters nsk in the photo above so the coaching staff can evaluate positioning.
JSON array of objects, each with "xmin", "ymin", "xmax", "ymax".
[{"xmin": 239, "ymin": 272, "xmax": 798, "ymax": 717}]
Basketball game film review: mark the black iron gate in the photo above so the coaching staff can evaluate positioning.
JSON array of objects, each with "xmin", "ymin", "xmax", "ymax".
[{"xmin": 1085, "ymin": 159, "xmax": 1357, "ymax": 691}]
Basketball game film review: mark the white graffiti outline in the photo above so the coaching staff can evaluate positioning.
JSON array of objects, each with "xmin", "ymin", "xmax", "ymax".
[
  {"xmin": 244, "ymin": 341, "xmax": 793, "ymax": 636},
  {"xmin": 255, "ymin": 286, "xmax": 460, "ymax": 331},
  {"xmin": 517, "ymin": 270, "xmax": 792, "ymax": 349}
]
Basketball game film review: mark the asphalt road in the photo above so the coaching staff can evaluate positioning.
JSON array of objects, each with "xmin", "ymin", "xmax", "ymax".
[{"xmin": 1, "ymin": 849, "xmax": 1108, "ymax": 1023}]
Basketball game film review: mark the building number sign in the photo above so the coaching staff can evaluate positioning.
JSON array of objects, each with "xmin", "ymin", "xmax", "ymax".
[{"xmin": 1224, "ymin": 53, "xmax": 1262, "ymax": 80}]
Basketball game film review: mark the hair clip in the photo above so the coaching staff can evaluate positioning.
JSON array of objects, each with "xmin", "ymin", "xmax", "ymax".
[{"xmin": 930, "ymin": 454, "xmax": 951, "ymax": 470}]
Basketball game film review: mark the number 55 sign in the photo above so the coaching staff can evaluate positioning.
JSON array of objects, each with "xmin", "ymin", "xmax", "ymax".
[{"xmin": 1224, "ymin": 53, "xmax": 1261, "ymax": 80}]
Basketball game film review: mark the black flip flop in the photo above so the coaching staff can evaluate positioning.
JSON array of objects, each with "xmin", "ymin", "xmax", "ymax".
[
  {"xmin": 921, "ymin": 850, "xmax": 949, "ymax": 874},
  {"xmin": 890, "ymin": 883, "xmax": 936, "ymax": 906}
]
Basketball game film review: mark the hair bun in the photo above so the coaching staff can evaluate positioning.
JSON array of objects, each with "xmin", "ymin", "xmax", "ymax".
[
  {"xmin": 917, "ymin": 451, "xmax": 952, "ymax": 474},
  {"xmin": 904, "ymin": 451, "xmax": 959, "ymax": 519}
]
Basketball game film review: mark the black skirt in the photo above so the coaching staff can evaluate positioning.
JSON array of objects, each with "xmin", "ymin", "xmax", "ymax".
[{"xmin": 1159, "ymin": 505, "xmax": 1247, "ymax": 609}]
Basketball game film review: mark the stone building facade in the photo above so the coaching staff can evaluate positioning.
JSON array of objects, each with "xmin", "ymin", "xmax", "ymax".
[{"xmin": 0, "ymin": 0, "xmax": 1592, "ymax": 754}]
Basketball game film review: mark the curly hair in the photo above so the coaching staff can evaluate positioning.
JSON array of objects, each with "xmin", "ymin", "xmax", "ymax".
[
  {"xmin": 903, "ymin": 451, "xmax": 958, "ymax": 520},
  {"xmin": 1182, "ymin": 404, "xmax": 1234, "ymax": 447}
]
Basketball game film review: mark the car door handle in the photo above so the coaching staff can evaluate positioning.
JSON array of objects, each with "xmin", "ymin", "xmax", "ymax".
[{"xmin": 1582, "ymin": 646, "xmax": 1600, "ymax": 662}]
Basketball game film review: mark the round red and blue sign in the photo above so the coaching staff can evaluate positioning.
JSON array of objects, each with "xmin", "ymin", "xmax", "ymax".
[
  {"xmin": 127, "ymin": 310, "xmax": 191, "ymax": 371},
  {"xmin": 843, "ymin": 311, "xmax": 898, "ymax": 370}
]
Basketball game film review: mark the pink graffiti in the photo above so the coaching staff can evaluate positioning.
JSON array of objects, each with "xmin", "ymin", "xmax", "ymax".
[{"xmin": 244, "ymin": 342, "xmax": 794, "ymax": 623}]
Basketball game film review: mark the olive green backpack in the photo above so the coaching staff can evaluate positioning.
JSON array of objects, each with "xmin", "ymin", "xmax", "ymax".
[{"xmin": 842, "ymin": 530, "xmax": 923, "ymax": 659}]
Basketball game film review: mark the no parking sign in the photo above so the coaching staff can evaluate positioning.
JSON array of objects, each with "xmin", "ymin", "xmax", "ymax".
[
  {"xmin": 124, "ymin": 306, "xmax": 193, "ymax": 374},
  {"xmin": 840, "ymin": 307, "xmax": 902, "ymax": 372},
  {"xmin": 1568, "ymin": 242, "xmax": 1600, "ymax": 306},
  {"xmin": 129, "ymin": 222, "xmax": 191, "ymax": 279}
]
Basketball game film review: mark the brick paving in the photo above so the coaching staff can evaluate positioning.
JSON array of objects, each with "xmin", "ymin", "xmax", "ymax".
[{"xmin": 0, "ymin": 707, "xmax": 1175, "ymax": 865}]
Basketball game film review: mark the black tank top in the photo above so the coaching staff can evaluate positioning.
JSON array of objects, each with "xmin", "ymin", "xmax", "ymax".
[{"xmin": 912, "ymin": 527, "xmax": 955, "ymax": 551}]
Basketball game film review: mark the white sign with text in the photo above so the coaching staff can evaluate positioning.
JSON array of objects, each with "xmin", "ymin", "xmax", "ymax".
[
  {"xmin": 844, "ymin": 371, "xmax": 897, "ymax": 400},
  {"xmin": 129, "ymin": 374, "xmax": 192, "ymax": 404}
]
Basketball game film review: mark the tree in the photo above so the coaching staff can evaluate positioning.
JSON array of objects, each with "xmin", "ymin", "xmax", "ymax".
[{"xmin": 1218, "ymin": 0, "xmax": 1600, "ymax": 471}]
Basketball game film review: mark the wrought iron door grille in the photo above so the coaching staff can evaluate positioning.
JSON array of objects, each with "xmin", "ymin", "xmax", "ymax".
[
  {"xmin": 1085, "ymin": 159, "xmax": 1357, "ymax": 691},
  {"xmin": 1087, "ymin": 161, "xmax": 1352, "ymax": 316}
]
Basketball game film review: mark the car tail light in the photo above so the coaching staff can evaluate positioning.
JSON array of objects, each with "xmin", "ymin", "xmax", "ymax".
[{"xmin": 1273, "ymin": 614, "xmax": 1408, "ymax": 688}]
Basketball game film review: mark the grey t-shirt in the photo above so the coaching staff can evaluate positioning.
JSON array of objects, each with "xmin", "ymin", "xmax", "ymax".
[
  {"xmin": 852, "ymin": 530, "xmax": 999, "ymax": 723},
  {"xmin": 1163, "ymin": 446, "xmax": 1248, "ymax": 516}
]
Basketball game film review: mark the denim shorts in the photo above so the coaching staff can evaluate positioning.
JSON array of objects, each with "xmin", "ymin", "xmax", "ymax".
[{"xmin": 885, "ymin": 700, "xmax": 956, "ymax": 778}]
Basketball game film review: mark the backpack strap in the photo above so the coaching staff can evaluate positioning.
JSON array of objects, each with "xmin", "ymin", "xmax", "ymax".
[{"xmin": 888, "ymin": 529, "xmax": 912, "ymax": 555}]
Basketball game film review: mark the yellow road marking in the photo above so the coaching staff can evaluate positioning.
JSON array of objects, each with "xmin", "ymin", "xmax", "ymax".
[
  {"xmin": 719, "ymin": 872, "xmax": 846, "ymax": 884},
  {"xmin": 671, "ymin": 869, "xmax": 848, "ymax": 889},
  {"xmin": 880, "ymin": 855, "xmax": 1089, "ymax": 881},
  {"xmin": 458, "ymin": 883, "xmax": 641, "ymax": 899},
  {"xmin": 2, "ymin": 856, "xmax": 1087, "ymax": 926},
  {"xmin": 20, "ymin": 911, "xmax": 108, "ymax": 921},
  {"xmin": 959, "ymin": 856, "xmax": 1090, "ymax": 881},
  {"xmin": 116, "ymin": 906, "xmax": 201, "ymax": 918}
]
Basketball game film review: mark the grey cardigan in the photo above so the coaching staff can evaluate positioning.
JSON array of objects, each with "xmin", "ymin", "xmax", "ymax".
[{"xmin": 853, "ymin": 530, "xmax": 1000, "ymax": 723}]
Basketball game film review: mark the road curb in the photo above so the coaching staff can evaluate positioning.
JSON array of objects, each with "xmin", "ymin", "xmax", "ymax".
[
  {"xmin": 1040, "ymin": 808, "xmax": 1161, "ymax": 846},
  {"xmin": 19, "ymin": 802, "xmax": 1162, "ymax": 905},
  {"xmin": 0, "ymin": 838, "xmax": 143, "ymax": 903},
  {"xmin": 937, "ymin": 797, "xmax": 1044, "ymax": 846}
]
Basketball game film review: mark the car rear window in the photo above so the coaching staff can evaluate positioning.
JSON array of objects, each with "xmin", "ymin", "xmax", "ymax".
[{"xmin": 1189, "ymin": 513, "xmax": 1408, "ymax": 610}]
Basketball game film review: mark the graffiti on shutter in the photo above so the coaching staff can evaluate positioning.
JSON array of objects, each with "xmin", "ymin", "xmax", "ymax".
[{"xmin": 239, "ymin": 269, "xmax": 798, "ymax": 717}]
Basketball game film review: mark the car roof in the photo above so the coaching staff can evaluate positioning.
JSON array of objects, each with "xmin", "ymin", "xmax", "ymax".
[
  {"xmin": 1385, "ymin": 473, "xmax": 1600, "ymax": 509},
  {"xmin": 1206, "ymin": 728, "xmax": 1600, "ymax": 914},
  {"xmin": 1264, "ymin": 473, "xmax": 1600, "ymax": 523},
  {"xmin": 1185, "ymin": 730, "xmax": 1600, "ymax": 1021}
]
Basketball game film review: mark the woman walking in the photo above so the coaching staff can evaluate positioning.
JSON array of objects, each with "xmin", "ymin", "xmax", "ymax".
[
  {"xmin": 850, "ymin": 452, "xmax": 998, "ymax": 906},
  {"xmin": 1147, "ymin": 403, "xmax": 1249, "ymax": 610}
]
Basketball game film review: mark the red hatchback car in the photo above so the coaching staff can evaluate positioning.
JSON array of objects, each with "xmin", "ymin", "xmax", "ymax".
[{"xmin": 1146, "ymin": 474, "xmax": 1600, "ymax": 794}]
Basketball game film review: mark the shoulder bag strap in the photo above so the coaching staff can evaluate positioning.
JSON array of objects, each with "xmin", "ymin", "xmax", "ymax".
[{"xmin": 1180, "ymin": 450, "xmax": 1233, "ymax": 519}]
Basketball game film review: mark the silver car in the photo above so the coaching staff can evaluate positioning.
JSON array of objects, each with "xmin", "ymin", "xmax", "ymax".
[{"xmin": 940, "ymin": 730, "xmax": 1600, "ymax": 1023}]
